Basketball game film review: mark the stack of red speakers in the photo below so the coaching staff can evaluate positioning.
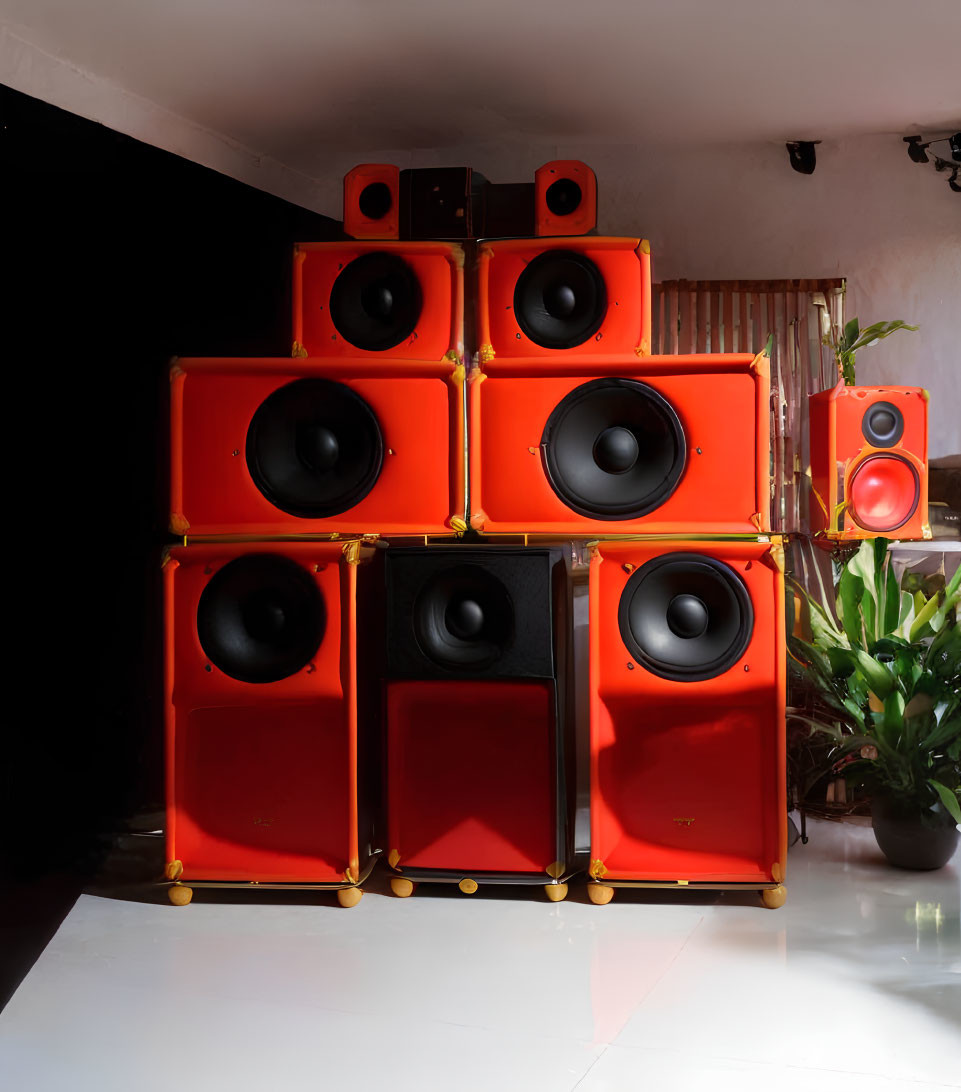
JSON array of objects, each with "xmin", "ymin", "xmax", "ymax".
[{"xmin": 164, "ymin": 159, "xmax": 929, "ymax": 910}]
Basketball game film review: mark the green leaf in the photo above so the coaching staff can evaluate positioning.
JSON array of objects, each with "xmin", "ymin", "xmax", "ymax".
[
  {"xmin": 848, "ymin": 320, "xmax": 919, "ymax": 353},
  {"xmin": 841, "ymin": 317, "xmax": 860, "ymax": 350},
  {"xmin": 910, "ymin": 591, "xmax": 945, "ymax": 643},
  {"xmin": 895, "ymin": 591, "xmax": 917, "ymax": 639},
  {"xmin": 837, "ymin": 568, "xmax": 867, "ymax": 648},
  {"xmin": 928, "ymin": 779, "xmax": 961, "ymax": 825},
  {"xmin": 847, "ymin": 541, "xmax": 878, "ymax": 639},
  {"xmin": 853, "ymin": 648, "xmax": 895, "ymax": 698}
]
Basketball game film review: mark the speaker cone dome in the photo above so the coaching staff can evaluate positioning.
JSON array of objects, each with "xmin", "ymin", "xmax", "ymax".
[
  {"xmin": 514, "ymin": 250, "xmax": 607, "ymax": 349},
  {"xmin": 618, "ymin": 553, "xmax": 753, "ymax": 681},
  {"xmin": 197, "ymin": 554, "xmax": 326, "ymax": 683},
  {"xmin": 414, "ymin": 565, "xmax": 514, "ymax": 670},
  {"xmin": 542, "ymin": 378, "xmax": 686, "ymax": 520},
  {"xmin": 329, "ymin": 251, "xmax": 422, "ymax": 351},
  {"xmin": 246, "ymin": 378, "xmax": 384, "ymax": 519}
]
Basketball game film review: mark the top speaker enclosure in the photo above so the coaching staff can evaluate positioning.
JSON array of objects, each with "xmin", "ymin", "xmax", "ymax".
[
  {"xmin": 293, "ymin": 240, "xmax": 463, "ymax": 362},
  {"xmin": 475, "ymin": 237, "xmax": 651, "ymax": 363}
]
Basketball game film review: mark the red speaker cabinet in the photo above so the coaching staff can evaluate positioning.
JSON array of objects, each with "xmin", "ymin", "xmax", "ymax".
[
  {"xmin": 809, "ymin": 383, "xmax": 929, "ymax": 541},
  {"xmin": 164, "ymin": 541, "xmax": 378, "ymax": 904},
  {"xmin": 470, "ymin": 352, "xmax": 771, "ymax": 535},
  {"xmin": 588, "ymin": 539, "xmax": 787, "ymax": 905},
  {"xmin": 381, "ymin": 546, "xmax": 585, "ymax": 900},
  {"xmin": 170, "ymin": 357, "xmax": 465, "ymax": 537},
  {"xmin": 293, "ymin": 240, "xmax": 463, "ymax": 361},
  {"xmin": 343, "ymin": 163, "xmax": 400, "ymax": 240},
  {"xmin": 535, "ymin": 160, "xmax": 598, "ymax": 237},
  {"xmin": 475, "ymin": 236, "xmax": 651, "ymax": 363}
]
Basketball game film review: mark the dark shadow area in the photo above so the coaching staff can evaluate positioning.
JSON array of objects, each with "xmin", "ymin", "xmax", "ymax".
[{"xmin": 0, "ymin": 82, "xmax": 340, "ymax": 1008}]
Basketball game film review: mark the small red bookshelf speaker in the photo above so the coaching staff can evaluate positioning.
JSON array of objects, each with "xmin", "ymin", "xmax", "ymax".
[
  {"xmin": 809, "ymin": 384, "xmax": 929, "ymax": 540},
  {"xmin": 293, "ymin": 240, "xmax": 463, "ymax": 361},
  {"xmin": 164, "ymin": 541, "xmax": 377, "ymax": 892},
  {"xmin": 475, "ymin": 236, "xmax": 651, "ymax": 363},
  {"xmin": 170, "ymin": 357, "xmax": 465, "ymax": 537},
  {"xmin": 343, "ymin": 164, "xmax": 400, "ymax": 240},
  {"xmin": 382, "ymin": 546, "xmax": 582, "ymax": 896},
  {"xmin": 535, "ymin": 160, "xmax": 597, "ymax": 237},
  {"xmin": 469, "ymin": 352, "xmax": 771, "ymax": 535},
  {"xmin": 588, "ymin": 540, "xmax": 787, "ymax": 893}
]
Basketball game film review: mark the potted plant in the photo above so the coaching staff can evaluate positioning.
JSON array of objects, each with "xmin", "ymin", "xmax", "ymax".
[
  {"xmin": 789, "ymin": 538, "xmax": 961, "ymax": 869},
  {"xmin": 822, "ymin": 316, "xmax": 918, "ymax": 385}
]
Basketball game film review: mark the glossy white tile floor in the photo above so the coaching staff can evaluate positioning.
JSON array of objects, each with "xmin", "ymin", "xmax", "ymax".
[{"xmin": 1, "ymin": 818, "xmax": 959, "ymax": 1092}]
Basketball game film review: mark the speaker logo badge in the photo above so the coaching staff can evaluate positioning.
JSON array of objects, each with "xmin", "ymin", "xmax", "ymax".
[{"xmin": 673, "ymin": 818, "xmax": 695, "ymax": 828}]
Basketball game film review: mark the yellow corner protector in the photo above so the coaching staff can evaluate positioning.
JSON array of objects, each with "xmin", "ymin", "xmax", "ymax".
[
  {"xmin": 449, "ymin": 516, "xmax": 469, "ymax": 533},
  {"xmin": 922, "ymin": 522, "xmax": 933, "ymax": 540},
  {"xmin": 546, "ymin": 861, "xmax": 565, "ymax": 880},
  {"xmin": 589, "ymin": 859, "xmax": 608, "ymax": 880},
  {"xmin": 291, "ymin": 341, "xmax": 308, "ymax": 358},
  {"xmin": 634, "ymin": 339, "xmax": 651, "ymax": 357},
  {"xmin": 388, "ymin": 849, "xmax": 400, "ymax": 869},
  {"xmin": 343, "ymin": 866, "xmax": 357, "ymax": 885},
  {"xmin": 170, "ymin": 514, "xmax": 190, "ymax": 536},
  {"xmin": 165, "ymin": 860, "xmax": 184, "ymax": 881},
  {"xmin": 478, "ymin": 344, "xmax": 495, "ymax": 364},
  {"xmin": 639, "ymin": 239, "xmax": 651, "ymax": 255}
]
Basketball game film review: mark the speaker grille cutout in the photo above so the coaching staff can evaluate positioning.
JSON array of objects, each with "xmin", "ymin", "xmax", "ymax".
[
  {"xmin": 246, "ymin": 378, "xmax": 384, "ymax": 518},
  {"xmin": 329, "ymin": 252, "xmax": 422, "ymax": 351},
  {"xmin": 197, "ymin": 554, "xmax": 326, "ymax": 684},
  {"xmin": 542, "ymin": 378, "xmax": 686, "ymax": 520},
  {"xmin": 618, "ymin": 553, "xmax": 753, "ymax": 681},
  {"xmin": 514, "ymin": 250, "xmax": 607, "ymax": 349}
]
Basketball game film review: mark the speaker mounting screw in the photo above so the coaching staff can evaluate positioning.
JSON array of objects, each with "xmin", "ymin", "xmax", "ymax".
[
  {"xmin": 623, "ymin": 563, "xmax": 635, "ymax": 573},
  {"xmin": 306, "ymin": 663, "xmax": 316, "ymax": 674},
  {"xmin": 743, "ymin": 665, "xmax": 750, "ymax": 672},
  {"xmin": 204, "ymin": 664, "xmax": 212, "ymax": 672},
  {"xmin": 516, "ymin": 333, "xmax": 522, "ymax": 339},
  {"xmin": 232, "ymin": 449, "xmax": 239, "ymax": 457},
  {"xmin": 696, "ymin": 447, "xmax": 703, "ymax": 455},
  {"xmin": 627, "ymin": 662, "xmax": 635, "ymax": 670}
]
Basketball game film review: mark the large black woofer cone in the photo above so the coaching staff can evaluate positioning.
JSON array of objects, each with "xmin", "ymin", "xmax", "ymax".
[
  {"xmin": 618, "ymin": 553, "xmax": 753, "ymax": 681},
  {"xmin": 861, "ymin": 400, "xmax": 904, "ymax": 448},
  {"xmin": 413, "ymin": 564, "xmax": 514, "ymax": 671},
  {"xmin": 541, "ymin": 378, "xmax": 687, "ymax": 520},
  {"xmin": 197, "ymin": 554, "xmax": 326, "ymax": 684},
  {"xmin": 329, "ymin": 251, "xmax": 422, "ymax": 351},
  {"xmin": 246, "ymin": 378, "xmax": 384, "ymax": 518},
  {"xmin": 514, "ymin": 249, "xmax": 607, "ymax": 349}
]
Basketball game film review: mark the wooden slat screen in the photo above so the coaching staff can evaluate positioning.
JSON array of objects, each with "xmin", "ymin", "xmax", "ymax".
[{"xmin": 652, "ymin": 279, "xmax": 845, "ymax": 534}]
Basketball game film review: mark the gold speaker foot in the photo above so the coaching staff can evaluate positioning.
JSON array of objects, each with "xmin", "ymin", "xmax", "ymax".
[
  {"xmin": 587, "ymin": 883, "xmax": 615, "ymax": 905},
  {"xmin": 390, "ymin": 877, "xmax": 415, "ymax": 898},
  {"xmin": 168, "ymin": 884, "xmax": 193, "ymax": 906},
  {"xmin": 761, "ymin": 884, "xmax": 787, "ymax": 909},
  {"xmin": 337, "ymin": 886, "xmax": 363, "ymax": 908},
  {"xmin": 545, "ymin": 883, "xmax": 568, "ymax": 902}
]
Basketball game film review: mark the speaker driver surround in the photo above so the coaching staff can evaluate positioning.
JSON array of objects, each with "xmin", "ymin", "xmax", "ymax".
[
  {"xmin": 618, "ymin": 553, "xmax": 753, "ymax": 681},
  {"xmin": 514, "ymin": 250, "xmax": 607, "ymax": 349},
  {"xmin": 197, "ymin": 554, "xmax": 326, "ymax": 684},
  {"xmin": 542, "ymin": 378, "xmax": 686, "ymax": 520},
  {"xmin": 329, "ymin": 251, "xmax": 422, "ymax": 351},
  {"xmin": 861, "ymin": 401, "xmax": 904, "ymax": 448},
  {"xmin": 246, "ymin": 378, "xmax": 384, "ymax": 518},
  {"xmin": 414, "ymin": 565, "xmax": 514, "ymax": 670}
]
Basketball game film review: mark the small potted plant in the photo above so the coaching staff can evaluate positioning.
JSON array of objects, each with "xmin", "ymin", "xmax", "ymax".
[
  {"xmin": 822, "ymin": 316, "xmax": 918, "ymax": 385},
  {"xmin": 789, "ymin": 538, "xmax": 961, "ymax": 869}
]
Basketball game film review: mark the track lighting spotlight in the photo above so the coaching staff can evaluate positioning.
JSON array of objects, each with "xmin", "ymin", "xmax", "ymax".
[
  {"xmin": 950, "ymin": 133, "xmax": 961, "ymax": 161},
  {"xmin": 786, "ymin": 141, "xmax": 818, "ymax": 174},
  {"xmin": 903, "ymin": 135, "xmax": 929, "ymax": 164}
]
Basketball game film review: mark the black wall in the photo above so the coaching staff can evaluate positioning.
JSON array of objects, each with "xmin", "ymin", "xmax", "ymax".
[{"xmin": 1, "ymin": 84, "xmax": 341, "ymax": 879}]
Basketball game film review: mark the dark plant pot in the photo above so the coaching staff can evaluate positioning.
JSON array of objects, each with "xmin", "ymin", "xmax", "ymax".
[{"xmin": 871, "ymin": 794, "xmax": 960, "ymax": 871}]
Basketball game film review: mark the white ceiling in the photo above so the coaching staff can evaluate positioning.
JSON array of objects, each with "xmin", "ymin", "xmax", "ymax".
[{"xmin": 2, "ymin": 0, "xmax": 959, "ymax": 214}]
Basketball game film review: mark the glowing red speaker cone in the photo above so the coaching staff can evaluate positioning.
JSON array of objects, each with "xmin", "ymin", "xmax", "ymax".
[{"xmin": 849, "ymin": 454, "xmax": 919, "ymax": 531}]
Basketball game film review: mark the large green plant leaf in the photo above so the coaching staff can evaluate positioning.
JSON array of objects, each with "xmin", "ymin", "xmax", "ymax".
[
  {"xmin": 847, "ymin": 540, "xmax": 879, "ymax": 641},
  {"xmin": 853, "ymin": 649, "xmax": 895, "ymax": 698},
  {"xmin": 848, "ymin": 320, "xmax": 919, "ymax": 353},
  {"xmin": 928, "ymin": 779, "xmax": 961, "ymax": 825}
]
